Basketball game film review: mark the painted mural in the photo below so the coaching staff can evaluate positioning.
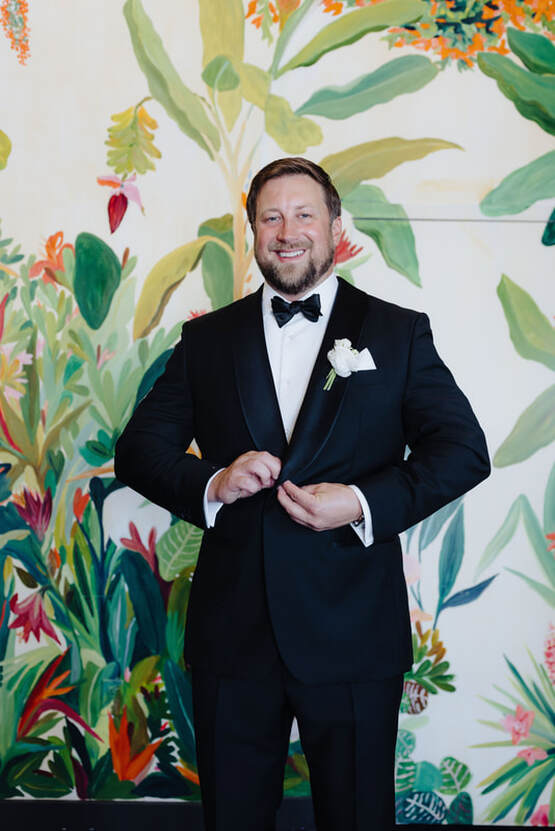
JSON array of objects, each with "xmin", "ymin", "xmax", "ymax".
[{"xmin": 1, "ymin": 0, "xmax": 553, "ymax": 824}]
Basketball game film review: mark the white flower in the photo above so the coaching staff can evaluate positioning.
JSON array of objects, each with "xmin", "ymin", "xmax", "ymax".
[{"xmin": 324, "ymin": 338, "xmax": 375, "ymax": 390}]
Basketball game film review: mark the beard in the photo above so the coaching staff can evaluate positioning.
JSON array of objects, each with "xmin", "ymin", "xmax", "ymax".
[{"xmin": 255, "ymin": 238, "xmax": 335, "ymax": 297}]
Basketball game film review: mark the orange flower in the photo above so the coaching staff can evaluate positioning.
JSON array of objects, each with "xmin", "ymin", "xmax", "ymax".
[
  {"xmin": 29, "ymin": 231, "xmax": 74, "ymax": 286},
  {"xmin": 176, "ymin": 760, "xmax": 200, "ymax": 785},
  {"xmin": 109, "ymin": 708, "xmax": 163, "ymax": 783},
  {"xmin": 73, "ymin": 488, "xmax": 90, "ymax": 523},
  {"xmin": 333, "ymin": 230, "xmax": 363, "ymax": 265},
  {"xmin": 1, "ymin": 0, "xmax": 30, "ymax": 65}
]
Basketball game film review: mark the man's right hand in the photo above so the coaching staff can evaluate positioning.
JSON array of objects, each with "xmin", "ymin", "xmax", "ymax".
[{"xmin": 207, "ymin": 451, "xmax": 281, "ymax": 504}]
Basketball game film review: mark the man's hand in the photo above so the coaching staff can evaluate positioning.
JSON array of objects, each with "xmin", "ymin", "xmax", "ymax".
[
  {"xmin": 277, "ymin": 480, "xmax": 362, "ymax": 531},
  {"xmin": 208, "ymin": 451, "xmax": 281, "ymax": 504}
]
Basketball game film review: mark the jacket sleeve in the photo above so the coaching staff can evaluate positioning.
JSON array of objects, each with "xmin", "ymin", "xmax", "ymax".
[
  {"xmin": 354, "ymin": 312, "xmax": 490, "ymax": 542},
  {"xmin": 114, "ymin": 326, "xmax": 220, "ymax": 528}
]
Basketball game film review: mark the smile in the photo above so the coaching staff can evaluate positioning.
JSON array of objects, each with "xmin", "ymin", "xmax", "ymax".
[{"xmin": 274, "ymin": 249, "xmax": 306, "ymax": 260}]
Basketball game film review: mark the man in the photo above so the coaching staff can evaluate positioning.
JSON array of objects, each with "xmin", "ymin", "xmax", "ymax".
[{"xmin": 115, "ymin": 157, "xmax": 490, "ymax": 830}]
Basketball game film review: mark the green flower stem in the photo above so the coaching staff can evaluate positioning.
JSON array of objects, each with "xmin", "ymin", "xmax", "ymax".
[{"xmin": 323, "ymin": 369, "xmax": 336, "ymax": 391}]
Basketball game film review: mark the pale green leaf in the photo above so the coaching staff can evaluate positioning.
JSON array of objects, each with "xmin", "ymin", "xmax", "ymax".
[
  {"xmin": 0, "ymin": 129, "xmax": 11, "ymax": 170},
  {"xmin": 475, "ymin": 495, "xmax": 522, "ymax": 577},
  {"xmin": 321, "ymin": 137, "xmax": 461, "ymax": 198},
  {"xmin": 157, "ymin": 521, "xmax": 203, "ymax": 581},
  {"xmin": 265, "ymin": 94, "xmax": 323, "ymax": 154},
  {"xmin": 239, "ymin": 62, "xmax": 270, "ymax": 109},
  {"xmin": 296, "ymin": 55, "xmax": 438, "ymax": 119},
  {"xmin": 494, "ymin": 385, "xmax": 555, "ymax": 467},
  {"xmin": 478, "ymin": 52, "xmax": 555, "ymax": 134},
  {"xmin": 270, "ymin": 0, "xmax": 314, "ymax": 78},
  {"xmin": 123, "ymin": 0, "xmax": 219, "ymax": 157},
  {"xmin": 507, "ymin": 28, "xmax": 555, "ymax": 76},
  {"xmin": 198, "ymin": 0, "xmax": 243, "ymax": 131},
  {"xmin": 440, "ymin": 757, "xmax": 472, "ymax": 795},
  {"xmin": 277, "ymin": 0, "xmax": 426, "ymax": 76},
  {"xmin": 133, "ymin": 237, "xmax": 212, "ymax": 339},
  {"xmin": 343, "ymin": 184, "xmax": 420, "ymax": 285},
  {"xmin": 544, "ymin": 462, "xmax": 555, "ymax": 534},
  {"xmin": 505, "ymin": 568, "xmax": 555, "ymax": 605},
  {"xmin": 497, "ymin": 274, "xmax": 555, "ymax": 370},
  {"xmin": 202, "ymin": 56, "xmax": 240, "ymax": 91},
  {"xmin": 481, "ymin": 151, "xmax": 555, "ymax": 216}
]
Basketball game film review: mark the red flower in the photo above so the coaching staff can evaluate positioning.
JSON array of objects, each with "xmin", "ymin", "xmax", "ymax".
[
  {"xmin": 17, "ymin": 650, "xmax": 101, "ymax": 740},
  {"xmin": 97, "ymin": 174, "xmax": 144, "ymax": 234},
  {"xmin": 531, "ymin": 804, "xmax": 550, "ymax": 826},
  {"xmin": 73, "ymin": 487, "xmax": 90, "ymax": 523},
  {"xmin": 187, "ymin": 309, "xmax": 208, "ymax": 320},
  {"xmin": 333, "ymin": 230, "xmax": 363, "ymax": 265},
  {"xmin": 121, "ymin": 522, "xmax": 157, "ymax": 571},
  {"xmin": 546, "ymin": 532, "xmax": 555, "ymax": 551},
  {"xmin": 9, "ymin": 591, "xmax": 60, "ymax": 644},
  {"xmin": 109, "ymin": 708, "xmax": 162, "ymax": 783},
  {"xmin": 13, "ymin": 487, "xmax": 52, "ymax": 540},
  {"xmin": 108, "ymin": 192, "xmax": 128, "ymax": 233}
]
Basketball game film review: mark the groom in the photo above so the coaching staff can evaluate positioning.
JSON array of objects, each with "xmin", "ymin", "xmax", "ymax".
[{"xmin": 115, "ymin": 157, "xmax": 490, "ymax": 830}]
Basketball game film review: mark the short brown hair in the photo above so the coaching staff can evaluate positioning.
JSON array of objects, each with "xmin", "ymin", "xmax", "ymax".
[{"xmin": 246, "ymin": 157, "xmax": 341, "ymax": 229}]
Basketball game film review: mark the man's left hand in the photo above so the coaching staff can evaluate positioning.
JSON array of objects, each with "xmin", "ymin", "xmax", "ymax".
[{"xmin": 276, "ymin": 480, "xmax": 362, "ymax": 531}]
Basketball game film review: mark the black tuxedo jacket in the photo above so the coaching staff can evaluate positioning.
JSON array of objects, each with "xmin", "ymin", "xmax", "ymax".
[{"xmin": 115, "ymin": 279, "xmax": 490, "ymax": 684}]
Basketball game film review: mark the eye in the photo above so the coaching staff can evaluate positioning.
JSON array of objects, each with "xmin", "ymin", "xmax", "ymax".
[{"xmin": 299, "ymin": 212, "xmax": 312, "ymax": 219}]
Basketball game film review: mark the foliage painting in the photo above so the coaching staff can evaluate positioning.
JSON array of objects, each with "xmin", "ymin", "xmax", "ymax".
[{"xmin": 1, "ymin": 0, "xmax": 553, "ymax": 822}]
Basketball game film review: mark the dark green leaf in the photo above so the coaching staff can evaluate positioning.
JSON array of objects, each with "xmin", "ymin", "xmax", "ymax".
[
  {"xmin": 440, "ymin": 757, "xmax": 471, "ymax": 795},
  {"xmin": 542, "ymin": 207, "xmax": 555, "ymax": 245},
  {"xmin": 121, "ymin": 550, "xmax": 166, "ymax": 654},
  {"xmin": 436, "ymin": 505, "xmax": 465, "ymax": 616},
  {"xmin": 15, "ymin": 566, "xmax": 38, "ymax": 589},
  {"xmin": 134, "ymin": 349, "xmax": 172, "ymax": 410},
  {"xmin": 441, "ymin": 575, "xmax": 497, "ymax": 610},
  {"xmin": 396, "ymin": 790, "xmax": 447, "ymax": 824},
  {"xmin": 162, "ymin": 660, "xmax": 196, "ymax": 764},
  {"xmin": 447, "ymin": 790, "xmax": 473, "ymax": 824},
  {"xmin": 74, "ymin": 233, "xmax": 121, "ymax": 329},
  {"xmin": 418, "ymin": 497, "xmax": 462, "ymax": 554}
]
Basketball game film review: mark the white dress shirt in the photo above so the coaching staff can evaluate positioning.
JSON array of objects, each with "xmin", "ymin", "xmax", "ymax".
[{"xmin": 203, "ymin": 274, "xmax": 373, "ymax": 546}]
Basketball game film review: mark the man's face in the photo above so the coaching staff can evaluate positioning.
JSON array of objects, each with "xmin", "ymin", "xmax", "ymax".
[{"xmin": 253, "ymin": 174, "xmax": 342, "ymax": 300}]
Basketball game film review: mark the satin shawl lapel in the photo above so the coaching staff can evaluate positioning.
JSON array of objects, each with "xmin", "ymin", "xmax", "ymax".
[
  {"xmin": 232, "ymin": 286, "xmax": 288, "ymax": 458},
  {"xmin": 280, "ymin": 279, "xmax": 367, "ymax": 482}
]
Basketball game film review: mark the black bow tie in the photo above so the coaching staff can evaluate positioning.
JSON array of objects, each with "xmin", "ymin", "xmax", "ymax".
[{"xmin": 271, "ymin": 293, "xmax": 322, "ymax": 328}]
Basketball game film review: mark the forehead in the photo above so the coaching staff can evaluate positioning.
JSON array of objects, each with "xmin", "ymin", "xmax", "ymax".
[{"xmin": 256, "ymin": 174, "xmax": 327, "ymax": 214}]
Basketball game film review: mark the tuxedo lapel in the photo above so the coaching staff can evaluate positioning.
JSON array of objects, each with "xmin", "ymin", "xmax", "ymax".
[
  {"xmin": 232, "ymin": 287, "xmax": 288, "ymax": 458},
  {"xmin": 280, "ymin": 279, "xmax": 368, "ymax": 482}
]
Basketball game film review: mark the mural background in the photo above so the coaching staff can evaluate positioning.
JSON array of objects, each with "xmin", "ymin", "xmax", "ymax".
[{"xmin": 1, "ymin": 0, "xmax": 553, "ymax": 824}]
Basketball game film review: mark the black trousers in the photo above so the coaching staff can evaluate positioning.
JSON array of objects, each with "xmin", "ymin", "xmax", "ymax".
[{"xmin": 192, "ymin": 662, "xmax": 403, "ymax": 831}]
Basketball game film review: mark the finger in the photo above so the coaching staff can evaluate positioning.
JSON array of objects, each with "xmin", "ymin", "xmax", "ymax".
[
  {"xmin": 243, "ymin": 458, "xmax": 278, "ymax": 487},
  {"xmin": 281, "ymin": 480, "xmax": 317, "ymax": 512},
  {"xmin": 258, "ymin": 452, "xmax": 282, "ymax": 480},
  {"xmin": 277, "ymin": 484, "xmax": 313, "ymax": 525}
]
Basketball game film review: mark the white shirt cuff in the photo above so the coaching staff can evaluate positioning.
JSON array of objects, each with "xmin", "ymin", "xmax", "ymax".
[
  {"xmin": 203, "ymin": 469, "xmax": 225, "ymax": 528},
  {"xmin": 348, "ymin": 484, "xmax": 374, "ymax": 547}
]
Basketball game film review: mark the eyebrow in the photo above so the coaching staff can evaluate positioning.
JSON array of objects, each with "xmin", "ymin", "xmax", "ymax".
[{"xmin": 260, "ymin": 203, "xmax": 316, "ymax": 213}]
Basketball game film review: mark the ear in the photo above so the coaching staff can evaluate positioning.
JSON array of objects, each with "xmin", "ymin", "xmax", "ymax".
[{"xmin": 331, "ymin": 215, "xmax": 342, "ymax": 246}]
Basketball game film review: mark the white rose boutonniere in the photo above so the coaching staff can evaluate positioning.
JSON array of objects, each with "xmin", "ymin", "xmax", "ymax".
[{"xmin": 323, "ymin": 338, "xmax": 376, "ymax": 391}]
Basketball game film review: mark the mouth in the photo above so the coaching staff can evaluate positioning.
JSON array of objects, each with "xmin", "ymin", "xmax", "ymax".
[{"xmin": 273, "ymin": 248, "xmax": 307, "ymax": 261}]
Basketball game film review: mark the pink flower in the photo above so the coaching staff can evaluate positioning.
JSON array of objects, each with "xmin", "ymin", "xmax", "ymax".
[
  {"xmin": 409, "ymin": 607, "xmax": 433, "ymax": 624},
  {"xmin": 9, "ymin": 592, "xmax": 60, "ymax": 644},
  {"xmin": 545, "ymin": 624, "xmax": 555, "ymax": 685},
  {"xmin": 502, "ymin": 704, "xmax": 535, "ymax": 744},
  {"xmin": 403, "ymin": 553, "xmax": 420, "ymax": 586},
  {"xmin": 531, "ymin": 804, "xmax": 550, "ymax": 826},
  {"xmin": 13, "ymin": 487, "xmax": 52, "ymax": 540},
  {"xmin": 517, "ymin": 747, "xmax": 548, "ymax": 766}
]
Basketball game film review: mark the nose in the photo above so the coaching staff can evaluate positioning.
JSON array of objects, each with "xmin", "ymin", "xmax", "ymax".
[{"xmin": 276, "ymin": 216, "xmax": 297, "ymax": 241}]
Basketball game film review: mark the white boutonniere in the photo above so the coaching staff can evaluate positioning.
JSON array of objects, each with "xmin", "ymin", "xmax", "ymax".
[{"xmin": 323, "ymin": 338, "xmax": 376, "ymax": 391}]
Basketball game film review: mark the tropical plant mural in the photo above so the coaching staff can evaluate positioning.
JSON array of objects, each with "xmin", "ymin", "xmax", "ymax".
[{"xmin": 0, "ymin": 0, "xmax": 553, "ymax": 824}]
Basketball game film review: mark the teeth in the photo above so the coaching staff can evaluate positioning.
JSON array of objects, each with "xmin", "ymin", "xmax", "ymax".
[{"xmin": 276, "ymin": 250, "xmax": 305, "ymax": 258}]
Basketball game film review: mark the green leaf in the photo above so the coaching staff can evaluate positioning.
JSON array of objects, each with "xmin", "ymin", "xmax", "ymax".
[
  {"xmin": 74, "ymin": 233, "xmax": 121, "ymax": 330},
  {"xmin": 270, "ymin": 0, "xmax": 314, "ymax": 78},
  {"xmin": 162, "ymin": 660, "xmax": 196, "ymax": 763},
  {"xmin": 505, "ymin": 568, "xmax": 555, "ymax": 605},
  {"xmin": 297, "ymin": 56, "xmax": 437, "ymax": 120},
  {"xmin": 198, "ymin": 215, "xmax": 234, "ymax": 311},
  {"xmin": 107, "ymin": 576, "xmax": 137, "ymax": 671},
  {"xmin": 123, "ymin": 0, "xmax": 219, "ymax": 157},
  {"xmin": 156, "ymin": 520, "xmax": 203, "ymax": 582},
  {"xmin": 544, "ymin": 462, "xmax": 555, "ymax": 534},
  {"xmin": 321, "ymin": 137, "xmax": 461, "ymax": 198},
  {"xmin": 395, "ymin": 759, "xmax": 416, "ymax": 792},
  {"xmin": 238, "ymin": 62, "xmax": 270, "ymax": 109},
  {"xmin": 447, "ymin": 791, "xmax": 473, "ymax": 824},
  {"xmin": 497, "ymin": 274, "xmax": 555, "ymax": 370},
  {"xmin": 201, "ymin": 56, "xmax": 240, "ymax": 91},
  {"xmin": 120, "ymin": 550, "xmax": 166, "ymax": 655},
  {"xmin": 265, "ymin": 94, "xmax": 323, "ymax": 154},
  {"xmin": 198, "ymin": 0, "xmax": 243, "ymax": 131},
  {"xmin": 417, "ymin": 497, "xmax": 462, "ymax": 554},
  {"xmin": 441, "ymin": 575, "xmax": 497, "ymax": 610},
  {"xmin": 480, "ymin": 151, "xmax": 555, "ymax": 216},
  {"xmin": 507, "ymin": 28, "xmax": 555, "ymax": 76},
  {"xmin": 343, "ymin": 184, "xmax": 420, "ymax": 285},
  {"xmin": 494, "ymin": 385, "xmax": 555, "ymax": 467},
  {"xmin": 133, "ymin": 237, "xmax": 212, "ymax": 339},
  {"xmin": 0, "ymin": 129, "xmax": 11, "ymax": 170},
  {"xmin": 440, "ymin": 757, "xmax": 471, "ymax": 795},
  {"xmin": 475, "ymin": 495, "xmax": 522, "ymax": 576},
  {"xmin": 277, "ymin": 0, "xmax": 426, "ymax": 76},
  {"xmin": 542, "ymin": 207, "xmax": 555, "ymax": 245},
  {"xmin": 477, "ymin": 52, "xmax": 555, "ymax": 135},
  {"xmin": 396, "ymin": 729, "xmax": 416, "ymax": 759},
  {"xmin": 414, "ymin": 760, "xmax": 442, "ymax": 792},
  {"xmin": 436, "ymin": 505, "xmax": 464, "ymax": 618},
  {"xmin": 396, "ymin": 790, "xmax": 447, "ymax": 824}
]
